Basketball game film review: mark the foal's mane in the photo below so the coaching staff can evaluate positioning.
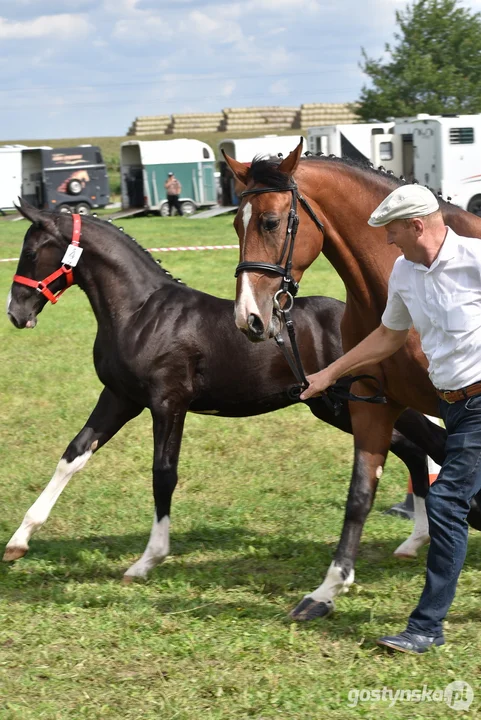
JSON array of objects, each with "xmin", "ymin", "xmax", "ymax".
[{"xmin": 79, "ymin": 213, "xmax": 184, "ymax": 284}]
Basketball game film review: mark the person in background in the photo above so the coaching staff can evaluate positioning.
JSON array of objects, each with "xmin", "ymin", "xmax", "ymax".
[
  {"xmin": 164, "ymin": 172, "xmax": 183, "ymax": 216},
  {"xmin": 300, "ymin": 184, "xmax": 481, "ymax": 654}
]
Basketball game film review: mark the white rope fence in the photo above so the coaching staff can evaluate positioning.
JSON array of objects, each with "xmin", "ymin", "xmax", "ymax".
[{"xmin": 0, "ymin": 245, "xmax": 240, "ymax": 263}]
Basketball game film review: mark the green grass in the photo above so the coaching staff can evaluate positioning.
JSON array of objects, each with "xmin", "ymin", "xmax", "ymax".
[{"xmin": 0, "ymin": 216, "xmax": 480, "ymax": 719}]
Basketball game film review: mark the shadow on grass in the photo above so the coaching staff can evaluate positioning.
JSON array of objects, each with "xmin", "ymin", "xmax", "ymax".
[{"xmin": 2, "ymin": 523, "xmax": 481, "ymax": 622}]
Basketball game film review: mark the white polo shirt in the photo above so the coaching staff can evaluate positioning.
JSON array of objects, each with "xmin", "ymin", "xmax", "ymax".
[{"xmin": 382, "ymin": 227, "xmax": 481, "ymax": 391}]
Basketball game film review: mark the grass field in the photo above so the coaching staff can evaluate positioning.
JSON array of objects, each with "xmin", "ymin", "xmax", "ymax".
[{"xmin": 0, "ymin": 214, "xmax": 480, "ymax": 719}]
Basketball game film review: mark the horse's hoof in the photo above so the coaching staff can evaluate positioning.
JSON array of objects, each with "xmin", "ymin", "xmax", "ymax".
[
  {"xmin": 393, "ymin": 550, "xmax": 417, "ymax": 559},
  {"xmin": 290, "ymin": 597, "xmax": 335, "ymax": 621},
  {"xmin": 121, "ymin": 574, "xmax": 135, "ymax": 585},
  {"xmin": 3, "ymin": 546, "xmax": 27, "ymax": 562}
]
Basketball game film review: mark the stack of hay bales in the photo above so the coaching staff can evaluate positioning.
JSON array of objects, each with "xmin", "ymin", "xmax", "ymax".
[
  {"xmin": 169, "ymin": 112, "xmax": 224, "ymax": 133},
  {"xmin": 223, "ymin": 106, "xmax": 299, "ymax": 132},
  {"xmin": 127, "ymin": 115, "xmax": 171, "ymax": 136},
  {"xmin": 299, "ymin": 103, "xmax": 360, "ymax": 128}
]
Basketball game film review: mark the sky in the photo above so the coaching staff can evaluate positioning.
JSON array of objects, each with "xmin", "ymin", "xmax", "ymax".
[{"xmin": 0, "ymin": 0, "xmax": 480, "ymax": 141}]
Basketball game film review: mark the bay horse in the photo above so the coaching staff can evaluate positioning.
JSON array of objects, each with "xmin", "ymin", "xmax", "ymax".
[
  {"xmin": 223, "ymin": 141, "xmax": 481, "ymax": 621},
  {"xmin": 4, "ymin": 200, "xmax": 446, "ymax": 585}
]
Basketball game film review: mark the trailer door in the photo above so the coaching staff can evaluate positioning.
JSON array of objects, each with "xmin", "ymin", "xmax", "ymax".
[
  {"xmin": 0, "ymin": 150, "xmax": 22, "ymax": 210},
  {"xmin": 371, "ymin": 134, "xmax": 403, "ymax": 175}
]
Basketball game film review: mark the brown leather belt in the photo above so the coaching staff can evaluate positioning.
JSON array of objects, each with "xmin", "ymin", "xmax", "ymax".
[{"xmin": 436, "ymin": 381, "xmax": 481, "ymax": 404}]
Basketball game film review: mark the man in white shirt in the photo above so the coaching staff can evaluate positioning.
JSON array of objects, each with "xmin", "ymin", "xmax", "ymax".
[{"xmin": 300, "ymin": 184, "xmax": 481, "ymax": 653}]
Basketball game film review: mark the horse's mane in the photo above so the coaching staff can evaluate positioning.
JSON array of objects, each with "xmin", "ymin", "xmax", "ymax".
[
  {"xmin": 81, "ymin": 213, "xmax": 184, "ymax": 284},
  {"xmin": 248, "ymin": 153, "xmax": 454, "ymax": 210}
]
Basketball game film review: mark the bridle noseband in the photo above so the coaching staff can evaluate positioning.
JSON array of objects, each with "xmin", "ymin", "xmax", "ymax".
[{"xmin": 13, "ymin": 214, "xmax": 82, "ymax": 304}]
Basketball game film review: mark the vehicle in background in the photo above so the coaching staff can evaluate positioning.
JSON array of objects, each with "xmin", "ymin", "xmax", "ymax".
[
  {"xmin": 218, "ymin": 135, "xmax": 305, "ymax": 205},
  {"xmin": 370, "ymin": 114, "xmax": 481, "ymax": 216},
  {"xmin": 120, "ymin": 138, "xmax": 217, "ymax": 216},
  {"xmin": 307, "ymin": 122, "xmax": 393, "ymax": 164},
  {"xmin": 0, "ymin": 144, "xmax": 109, "ymax": 214},
  {"xmin": 308, "ymin": 114, "xmax": 481, "ymax": 216}
]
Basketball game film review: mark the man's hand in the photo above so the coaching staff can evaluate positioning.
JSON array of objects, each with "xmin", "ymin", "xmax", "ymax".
[{"xmin": 300, "ymin": 369, "xmax": 335, "ymax": 400}]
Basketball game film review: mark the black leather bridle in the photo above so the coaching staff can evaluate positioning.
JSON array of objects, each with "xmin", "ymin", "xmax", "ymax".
[
  {"xmin": 234, "ymin": 180, "xmax": 386, "ymax": 411},
  {"xmin": 235, "ymin": 183, "xmax": 325, "ymax": 301}
]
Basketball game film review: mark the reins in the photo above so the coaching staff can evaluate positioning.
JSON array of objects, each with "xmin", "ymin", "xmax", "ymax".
[
  {"xmin": 13, "ymin": 214, "xmax": 83, "ymax": 304},
  {"xmin": 235, "ymin": 181, "xmax": 386, "ymax": 412}
]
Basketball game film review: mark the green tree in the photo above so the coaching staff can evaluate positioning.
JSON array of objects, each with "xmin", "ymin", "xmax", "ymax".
[{"xmin": 356, "ymin": 0, "xmax": 481, "ymax": 121}]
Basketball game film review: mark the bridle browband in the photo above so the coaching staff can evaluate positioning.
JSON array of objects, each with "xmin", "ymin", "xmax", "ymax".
[
  {"xmin": 234, "ymin": 180, "xmax": 386, "ymax": 411},
  {"xmin": 13, "ymin": 214, "xmax": 81, "ymax": 304}
]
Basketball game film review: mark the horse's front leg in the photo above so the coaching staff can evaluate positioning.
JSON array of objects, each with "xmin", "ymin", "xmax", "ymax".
[
  {"xmin": 291, "ymin": 400, "xmax": 399, "ymax": 621},
  {"xmin": 4, "ymin": 388, "xmax": 142, "ymax": 562},
  {"xmin": 123, "ymin": 402, "xmax": 187, "ymax": 582}
]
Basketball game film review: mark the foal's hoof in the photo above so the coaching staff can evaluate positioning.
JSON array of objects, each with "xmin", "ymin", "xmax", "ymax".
[
  {"xmin": 290, "ymin": 597, "xmax": 335, "ymax": 621},
  {"xmin": 3, "ymin": 546, "xmax": 27, "ymax": 562},
  {"xmin": 121, "ymin": 574, "xmax": 135, "ymax": 585}
]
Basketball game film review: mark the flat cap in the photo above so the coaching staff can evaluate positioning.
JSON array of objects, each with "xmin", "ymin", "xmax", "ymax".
[{"xmin": 368, "ymin": 184, "xmax": 439, "ymax": 227}]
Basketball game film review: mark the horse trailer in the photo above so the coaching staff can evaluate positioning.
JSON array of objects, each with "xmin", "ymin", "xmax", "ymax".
[
  {"xmin": 307, "ymin": 122, "xmax": 394, "ymax": 164},
  {"xmin": 0, "ymin": 144, "xmax": 109, "ymax": 214},
  {"xmin": 218, "ymin": 135, "xmax": 305, "ymax": 205},
  {"xmin": 369, "ymin": 114, "xmax": 481, "ymax": 216},
  {"xmin": 120, "ymin": 139, "xmax": 217, "ymax": 216}
]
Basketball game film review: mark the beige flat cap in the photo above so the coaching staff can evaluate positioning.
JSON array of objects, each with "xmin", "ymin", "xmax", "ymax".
[{"xmin": 368, "ymin": 184, "xmax": 439, "ymax": 227}]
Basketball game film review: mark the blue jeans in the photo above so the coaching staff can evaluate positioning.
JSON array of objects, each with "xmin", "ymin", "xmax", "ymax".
[{"xmin": 407, "ymin": 393, "xmax": 481, "ymax": 637}]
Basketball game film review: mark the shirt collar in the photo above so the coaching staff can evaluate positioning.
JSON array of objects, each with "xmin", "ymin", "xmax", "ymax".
[{"xmin": 411, "ymin": 226, "xmax": 456, "ymax": 272}]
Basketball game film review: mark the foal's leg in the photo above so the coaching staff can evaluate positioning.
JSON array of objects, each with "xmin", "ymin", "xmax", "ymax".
[
  {"xmin": 123, "ymin": 403, "xmax": 186, "ymax": 581},
  {"xmin": 291, "ymin": 400, "xmax": 400, "ymax": 621},
  {"xmin": 3, "ymin": 388, "xmax": 141, "ymax": 561}
]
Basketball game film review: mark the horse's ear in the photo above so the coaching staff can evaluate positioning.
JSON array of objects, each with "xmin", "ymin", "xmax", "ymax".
[
  {"xmin": 15, "ymin": 197, "xmax": 63, "ymax": 240},
  {"xmin": 221, "ymin": 150, "xmax": 250, "ymax": 185},
  {"xmin": 15, "ymin": 197, "xmax": 43, "ymax": 224},
  {"xmin": 277, "ymin": 137, "xmax": 304, "ymax": 176}
]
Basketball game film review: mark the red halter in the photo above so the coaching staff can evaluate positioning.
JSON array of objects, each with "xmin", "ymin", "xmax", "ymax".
[{"xmin": 13, "ymin": 214, "xmax": 82, "ymax": 305}]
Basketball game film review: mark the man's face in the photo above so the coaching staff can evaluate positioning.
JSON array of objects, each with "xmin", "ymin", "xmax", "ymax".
[{"xmin": 386, "ymin": 218, "xmax": 422, "ymax": 262}]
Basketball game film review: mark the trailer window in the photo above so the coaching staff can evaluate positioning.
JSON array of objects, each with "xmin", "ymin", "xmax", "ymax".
[
  {"xmin": 203, "ymin": 148, "xmax": 210, "ymax": 159},
  {"xmin": 379, "ymin": 142, "xmax": 393, "ymax": 161},
  {"xmin": 449, "ymin": 127, "xmax": 474, "ymax": 144}
]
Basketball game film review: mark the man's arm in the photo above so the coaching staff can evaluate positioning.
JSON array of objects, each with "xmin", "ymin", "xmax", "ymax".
[{"xmin": 299, "ymin": 323, "xmax": 409, "ymax": 400}]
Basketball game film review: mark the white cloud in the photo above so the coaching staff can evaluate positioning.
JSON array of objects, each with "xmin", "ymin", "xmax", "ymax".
[
  {"xmin": 0, "ymin": 13, "xmax": 91, "ymax": 39},
  {"xmin": 221, "ymin": 80, "xmax": 236, "ymax": 97}
]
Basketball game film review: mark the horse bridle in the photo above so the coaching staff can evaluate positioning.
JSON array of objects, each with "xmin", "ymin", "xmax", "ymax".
[
  {"xmin": 235, "ymin": 182, "xmax": 325, "ymax": 303},
  {"xmin": 234, "ymin": 181, "xmax": 386, "ymax": 411},
  {"xmin": 13, "ymin": 214, "xmax": 82, "ymax": 304}
]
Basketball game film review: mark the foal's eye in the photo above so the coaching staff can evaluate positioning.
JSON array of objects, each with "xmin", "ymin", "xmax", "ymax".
[
  {"xmin": 24, "ymin": 248, "xmax": 37, "ymax": 261},
  {"xmin": 264, "ymin": 218, "xmax": 280, "ymax": 232}
]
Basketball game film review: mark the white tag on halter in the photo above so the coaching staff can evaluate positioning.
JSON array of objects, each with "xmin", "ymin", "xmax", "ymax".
[{"xmin": 62, "ymin": 244, "xmax": 83, "ymax": 267}]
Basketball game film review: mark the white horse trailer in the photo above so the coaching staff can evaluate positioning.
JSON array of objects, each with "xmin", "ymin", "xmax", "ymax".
[
  {"xmin": 371, "ymin": 114, "xmax": 481, "ymax": 215},
  {"xmin": 0, "ymin": 145, "xmax": 28, "ymax": 211},
  {"xmin": 307, "ymin": 123, "xmax": 394, "ymax": 164},
  {"xmin": 218, "ymin": 135, "xmax": 305, "ymax": 205}
]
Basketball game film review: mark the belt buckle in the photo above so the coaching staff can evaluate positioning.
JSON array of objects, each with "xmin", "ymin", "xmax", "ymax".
[{"xmin": 443, "ymin": 390, "xmax": 455, "ymax": 404}]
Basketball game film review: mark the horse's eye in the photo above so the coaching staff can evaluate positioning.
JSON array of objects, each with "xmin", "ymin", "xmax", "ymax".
[
  {"xmin": 24, "ymin": 248, "xmax": 37, "ymax": 262},
  {"xmin": 264, "ymin": 218, "xmax": 280, "ymax": 232}
]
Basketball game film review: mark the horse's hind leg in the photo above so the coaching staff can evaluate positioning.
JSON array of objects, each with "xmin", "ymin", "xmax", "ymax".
[
  {"xmin": 123, "ymin": 402, "xmax": 187, "ymax": 582},
  {"xmin": 291, "ymin": 400, "xmax": 400, "ymax": 621},
  {"xmin": 3, "ymin": 388, "xmax": 141, "ymax": 562}
]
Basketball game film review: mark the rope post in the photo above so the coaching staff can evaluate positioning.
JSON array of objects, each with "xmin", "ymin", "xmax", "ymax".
[{"xmin": 385, "ymin": 415, "xmax": 441, "ymax": 520}]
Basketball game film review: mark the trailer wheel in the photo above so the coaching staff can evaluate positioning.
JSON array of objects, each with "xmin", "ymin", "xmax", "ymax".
[
  {"xmin": 67, "ymin": 179, "xmax": 83, "ymax": 195},
  {"xmin": 180, "ymin": 200, "xmax": 196, "ymax": 216},
  {"xmin": 75, "ymin": 202, "xmax": 91, "ymax": 215},
  {"xmin": 159, "ymin": 203, "xmax": 170, "ymax": 217},
  {"xmin": 468, "ymin": 195, "xmax": 481, "ymax": 217},
  {"xmin": 57, "ymin": 204, "xmax": 72, "ymax": 214}
]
